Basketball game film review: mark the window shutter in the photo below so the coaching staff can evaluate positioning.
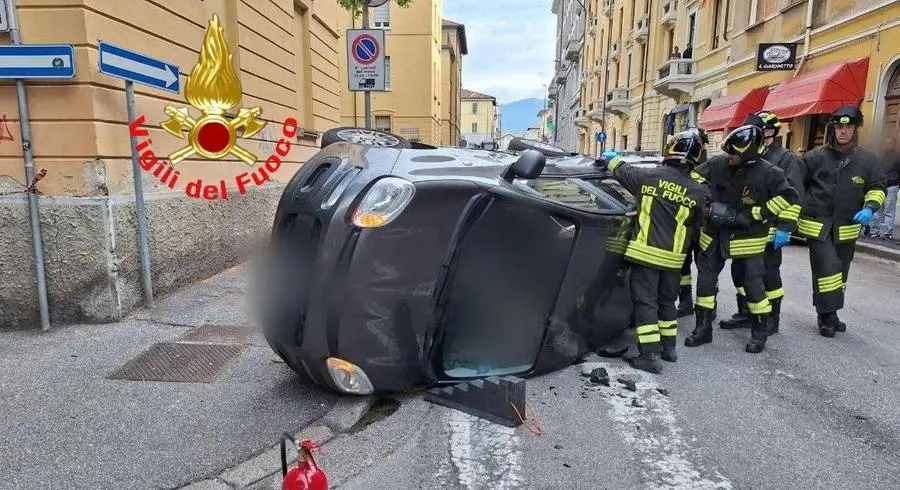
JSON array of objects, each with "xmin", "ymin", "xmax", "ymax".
[{"xmin": 374, "ymin": 5, "xmax": 389, "ymax": 26}]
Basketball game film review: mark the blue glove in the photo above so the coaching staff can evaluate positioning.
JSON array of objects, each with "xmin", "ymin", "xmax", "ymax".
[
  {"xmin": 853, "ymin": 207, "xmax": 874, "ymax": 225},
  {"xmin": 773, "ymin": 229, "xmax": 791, "ymax": 249}
]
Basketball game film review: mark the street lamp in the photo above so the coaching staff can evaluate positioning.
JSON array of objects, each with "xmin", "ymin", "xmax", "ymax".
[{"xmin": 541, "ymin": 83, "xmax": 548, "ymax": 141}]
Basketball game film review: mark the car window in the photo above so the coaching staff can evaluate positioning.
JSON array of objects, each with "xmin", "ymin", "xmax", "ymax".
[{"xmin": 513, "ymin": 177, "xmax": 631, "ymax": 213}]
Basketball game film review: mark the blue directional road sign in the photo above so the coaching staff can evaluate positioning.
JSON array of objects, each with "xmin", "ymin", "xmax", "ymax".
[
  {"xmin": 0, "ymin": 44, "xmax": 75, "ymax": 79},
  {"xmin": 98, "ymin": 41, "xmax": 180, "ymax": 94},
  {"xmin": 596, "ymin": 131, "xmax": 607, "ymax": 143}
]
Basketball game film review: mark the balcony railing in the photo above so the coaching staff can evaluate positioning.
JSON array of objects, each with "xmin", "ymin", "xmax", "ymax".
[
  {"xmin": 587, "ymin": 100, "xmax": 604, "ymax": 121},
  {"xmin": 661, "ymin": 0, "xmax": 678, "ymax": 27},
  {"xmin": 611, "ymin": 42, "xmax": 621, "ymax": 61},
  {"xmin": 588, "ymin": 18, "xmax": 597, "ymax": 36},
  {"xmin": 606, "ymin": 87, "xmax": 631, "ymax": 116},
  {"xmin": 602, "ymin": 0, "xmax": 613, "ymax": 16},
  {"xmin": 654, "ymin": 58, "xmax": 697, "ymax": 97},
  {"xmin": 635, "ymin": 15, "xmax": 649, "ymax": 43},
  {"xmin": 565, "ymin": 37, "xmax": 581, "ymax": 62}
]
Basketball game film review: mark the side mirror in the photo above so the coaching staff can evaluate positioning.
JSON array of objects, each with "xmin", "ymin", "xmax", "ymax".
[{"xmin": 502, "ymin": 150, "xmax": 545, "ymax": 182}]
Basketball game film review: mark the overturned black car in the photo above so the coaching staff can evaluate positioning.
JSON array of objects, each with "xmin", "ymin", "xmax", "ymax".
[{"xmin": 258, "ymin": 130, "xmax": 652, "ymax": 395}]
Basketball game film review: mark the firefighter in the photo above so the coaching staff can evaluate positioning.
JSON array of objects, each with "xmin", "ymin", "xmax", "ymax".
[
  {"xmin": 684, "ymin": 125, "xmax": 800, "ymax": 353},
  {"xmin": 718, "ymin": 111, "xmax": 803, "ymax": 335},
  {"xmin": 602, "ymin": 129, "xmax": 710, "ymax": 373},
  {"xmin": 676, "ymin": 129, "xmax": 711, "ymax": 318},
  {"xmin": 789, "ymin": 106, "xmax": 886, "ymax": 337}
]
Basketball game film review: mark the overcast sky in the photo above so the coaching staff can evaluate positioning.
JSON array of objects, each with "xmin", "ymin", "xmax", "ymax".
[{"xmin": 444, "ymin": 1, "xmax": 556, "ymax": 104}]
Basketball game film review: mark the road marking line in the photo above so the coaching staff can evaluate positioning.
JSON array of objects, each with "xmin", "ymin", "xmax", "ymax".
[{"xmin": 445, "ymin": 409, "xmax": 523, "ymax": 489}]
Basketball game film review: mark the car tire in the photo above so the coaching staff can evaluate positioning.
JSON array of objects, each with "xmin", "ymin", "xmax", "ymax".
[
  {"xmin": 321, "ymin": 126, "xmax": 412, "ymax": 149},
  {"xmin": 507, "ymin": 137, "xmax": 570, "ymax": 157}
]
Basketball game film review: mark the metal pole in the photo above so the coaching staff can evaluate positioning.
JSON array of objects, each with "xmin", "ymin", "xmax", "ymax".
[
  {"xmin": 7, "ymin": 0, "xmax": 50, "ymax": 331},
  {"xmin": 600, "ymin": 15, "xmax": 611, "ymax": 153},
  {"xmin": 362, "ymin": 7, "xmax": 372, "ymax": 129},
  {"xmin": 125, "ymin": 81, "xmax": 154, "ymax": 305}
]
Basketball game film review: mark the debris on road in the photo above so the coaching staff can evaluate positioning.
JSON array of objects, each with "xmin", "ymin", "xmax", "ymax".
[
  {"xmin": 631, "ymin": 398, "xmax": 644, "ymax": 408},
  {"xmin": 656, "ymin": 388, "xmax": 670, "ymax": 397},
  {"xmin": 554, "ymin": 444, "xmax": 563, "ymax": 450},
  {"xmin": 617, "ymin": 376, "xmax": 637, "ymax": 392},
  {"xmin": 589, "ymin": 367, "xmax": 610, "ymax": 386}
]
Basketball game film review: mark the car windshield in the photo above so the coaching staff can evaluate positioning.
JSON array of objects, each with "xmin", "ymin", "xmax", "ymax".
[{"xmin": 513, "ymin": 176, "xmax": 632, "ymax": 212}]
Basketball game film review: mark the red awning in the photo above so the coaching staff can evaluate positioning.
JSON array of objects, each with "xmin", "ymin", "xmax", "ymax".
[
  {"xmin": 698, "ymin": 87, "xmax": 770, "ymax": 132},
  {"xmin": 762, "ymin": 57, "xmax": 869, "ymax": 120}
]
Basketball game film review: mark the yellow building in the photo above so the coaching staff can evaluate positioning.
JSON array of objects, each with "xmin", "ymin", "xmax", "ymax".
[
  {"xmin": 575, "ymin": 0, "xmax": 900, "ymax": 156},
  {"xmin": 460, "ymin": 89, "xmax": 499, "ymax": 147},
  {"xmin": 338, "ymin": 0, "xmax": 447, "ymax": 145},
  {"xmin": 441, "ymin": 20, "xmax": 468, "ymax": 147},
  {"xmin": 0, "ymin": 0, "xmax": 341, "ymax": 328}
]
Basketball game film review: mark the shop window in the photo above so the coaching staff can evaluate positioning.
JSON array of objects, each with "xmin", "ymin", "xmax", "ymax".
[{"xmin": 375, "ymin": 116, "xmax": 391, "ymax": 132}]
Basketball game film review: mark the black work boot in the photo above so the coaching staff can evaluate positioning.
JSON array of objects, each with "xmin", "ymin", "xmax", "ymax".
[
  {"xmin": 676, "ymin": 285, "xmax": 694, "ymax": 317},
  {"xmin": 685, "ymin": 308, "xmax": 713, "ymax": 347},
  {"xmin": 767, "ymin": 298, "xmax": 782, "ymax": 335},
  {"xmin": 818, "ymin": 313, "xmax": 838, "ymax": 337},
  {"xmin": 833, "ymin": 311, "xmax": 847, "ymax": 332},
  {"xmin": 629, "ymin": 350, "xmax": 663, "ymax": 374},
  {"xmin": 661, "ymin": 336, "xmax": 677, "ymax": 362},
  {"xmin": 746, "ymin": 314, "xmax": 769, "ymax": 353},
  {"xmin": 720, "ymin": 294, "xmax": 751, "ymax": 329}
]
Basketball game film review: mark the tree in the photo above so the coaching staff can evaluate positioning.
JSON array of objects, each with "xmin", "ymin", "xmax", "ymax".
[{"xmin": 338, "ymin": 0, "xmax": 415, "ymax": 16}]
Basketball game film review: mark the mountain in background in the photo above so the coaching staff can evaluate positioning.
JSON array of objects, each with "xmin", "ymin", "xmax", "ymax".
[{"xmin": 500, "ymin": 98, "xmax": 545, "ymax": 134}]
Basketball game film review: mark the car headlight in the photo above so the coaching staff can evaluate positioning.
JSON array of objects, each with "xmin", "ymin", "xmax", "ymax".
[
  {"xmin": 351, "ymin": 177, "xmax": 415, "ymax": 228},
  {"xmin": 326, "ymin": 357, "xmax": 374, "ymax": 395}
]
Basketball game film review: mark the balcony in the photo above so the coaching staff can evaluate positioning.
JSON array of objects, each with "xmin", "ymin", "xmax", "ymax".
[
  {"xmin": 606, "ymin": 88, "xmax": 631, "ymax": 116},
  {"xmin": 624, "ymin": 30, "xmax": 634, "ymax": 48},
  {"xmin": 654, "ymin": 58, "xmax": 697, "ymax": 98},
  {"xmin": 588, "ymin": 18, "xmax": 597, "ymax": 37},
  {"xmin": 610, "ymin": 42, "xmax": 621, "ymax": 61},
  {"xmin": 587, "ymin": 100, "xmax": 604, "ymax": 121},
  {"xmin": 565, "ymin": 37, "xmax": 581, "ymax": 62},
  {"xmin": 574, "ymin": 109, "xmax": 591, "ymax": 128},
  {"xmin": 661, "ymin": 0, "xmax": 678, "ymax": 27},
  {"xmin": 592, "ymin": 59, "xmax": 604, "ymax": 75},
  {"xmin": 602, "ymin": 0, "xmax": 613, "ymax": 16},
  {"xmin": 635, "ymin": 15, "xmax": 649, "ymax": 43},
  {"xmin": 555, "ymin": 68, "xmax": 567, "ymax": 84}
]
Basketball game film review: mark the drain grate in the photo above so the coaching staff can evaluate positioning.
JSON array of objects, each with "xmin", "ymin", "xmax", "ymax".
[
  {"xmin": 177, "ymin": 324, "xmax": 253, "ymax": 345},
  {"xmin": 107, "ymin": 342, "xmax": 245, "ymax": 383}
]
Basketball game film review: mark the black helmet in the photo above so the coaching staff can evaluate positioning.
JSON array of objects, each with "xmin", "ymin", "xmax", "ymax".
[
  {"xmin": 664, "ymin": 128, "xmax": 705, "ymax": 169},
  {"xmin": 722, "ymin": 125, "xmax": 764, "ymax": 163},
  {"xmin": 744, "ymin": 111, "xmax": 782, "ymax": 137},
  {"xmin": 829, "ymin": 105, "xmax": 863, "ymax": 127}
]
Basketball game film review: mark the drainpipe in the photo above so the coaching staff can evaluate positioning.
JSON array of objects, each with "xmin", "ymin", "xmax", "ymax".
[
  {"xmin": 600, "ymin": 13, "xmax": 612, "ymax": 153},
  {"xmin": 794, "ymin": 0, "xmax": 815, "ymax": 77},
  {"xmin": 636, "ymin": 3, "xmax": 652, "ymax": 151},
  {"xmin": 7, "ymin": 0, "xmax": 51, "ymax": 331}
]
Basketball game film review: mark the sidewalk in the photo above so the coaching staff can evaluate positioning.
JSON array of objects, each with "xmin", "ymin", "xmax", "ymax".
[
  {"xmin": 856, "ymin": 235, "xmax": 900, "ymax": 261},
  {"xmin": 0, "ymin": 262, "xmax": 339, "ymax": 489}
]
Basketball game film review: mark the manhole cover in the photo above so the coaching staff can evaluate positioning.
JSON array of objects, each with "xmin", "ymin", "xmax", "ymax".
[
  {"xmin": 178, "ymin": 324, "xmax": 253, "ymax": 345},
  {"xmin": 107, "ymin": 342, "xmax": 245, "ymax": 383}
]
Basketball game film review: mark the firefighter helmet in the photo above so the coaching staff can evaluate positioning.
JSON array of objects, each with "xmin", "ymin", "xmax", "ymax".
[
  {"xmin": 744, "ymin": 111, "xmax": 782, "ymax": 138},
  {"xmin": 664, "ymin": 128, "xmax": 706, "ymax": 169},
  {"xmin": 722, "ymin": 125, "xmax": 764, "ymax": 163},
  {"xmin": 828, "ymin": 105, "xmax": 864, "ymax": 127}
]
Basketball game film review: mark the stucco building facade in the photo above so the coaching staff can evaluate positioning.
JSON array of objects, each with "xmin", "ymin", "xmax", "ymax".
[
  {"xmin": 460, "ymin": 89, "xmax": 498, "ymax": 147},
  {"xmin": 549, "ymin": 0, "xmax": 584, "ymax": 153}
]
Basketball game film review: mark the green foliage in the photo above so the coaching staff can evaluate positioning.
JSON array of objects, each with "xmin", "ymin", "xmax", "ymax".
[{"xmin": 338, "ymin": 0, "xmax": 415, "ymax": 16}]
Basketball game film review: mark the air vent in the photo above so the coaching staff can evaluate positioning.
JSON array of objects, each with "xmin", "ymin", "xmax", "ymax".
[{"xmin": 300, "ymin": 162, "xmax": 332, "ymax": 193}]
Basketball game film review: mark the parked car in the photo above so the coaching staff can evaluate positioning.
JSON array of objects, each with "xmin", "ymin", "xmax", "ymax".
[{"xmin": 257, "ymin": 128, "xmax": 638, "ymax": 395}]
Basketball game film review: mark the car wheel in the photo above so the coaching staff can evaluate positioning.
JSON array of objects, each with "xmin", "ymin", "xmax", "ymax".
[
  {"xmin": 321, "ymin": 126, "xmax": 411, "ymax": 149},
  {"xmin": 507, "ymin": 137, "xmax": 570, "ymax": 157}
]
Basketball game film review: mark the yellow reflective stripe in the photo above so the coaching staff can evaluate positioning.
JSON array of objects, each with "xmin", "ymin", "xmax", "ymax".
[
  {"xmin": 747, "ymin": 298, "xmax": 772, "ymax": 314},
  {"xmin": 766, "ymin": 288, "xmax": 785, "ymax": 300},
  {"xmin": 696, "ymin": 296, "xmax": 716, "ymax": 309},
  {"xmin": 625, "ymin": 242, "xmax": 685, "ymax": 269},
  {"xmin": 673, "ymin": 205, "xmax": 691, "ymax": 254},
  {"xmin": 751, "ymin": 206, "xmax": 763, "ymax": 221},
  {"xmin": 636, "ymin": 324, "xmax": 659, "ymax": 335},
  {"xmin": 635, "ymin": 195, "xmax": 653, "ymax": 245},
  {"xmin": 837, "ymin": 224, "xmax": 862, "ymax": 241},
  {"xmin": 779, "ymin": 204, "xmax": 801, "ymax": 221},
  {"xmin": 865, "ymin": 189, "xmax": 886, "ymax": 206},
  {"xmin": 730, "ymin": 236, "xmax": 768, "ymax": 256},
  {"xmin": 689, "ymin": 171, "xmax": 706, "ymax": 184},
  {"xmin": 816, "ymin": 273, "xmax": 843, "ymax": 293},
  {"xmin": 798, "ymin": 217, "xmax": 824, "ymax": 237},
  {"xmin": 680, "ymin": 275, "xmax": 692, "ymax": 286},
  {"xmin": 699, "ymin": 230, "xmax": 713, "ymax": 251},
  {"xmin": 767, "ymin": 227, "xmax": 776, "ymax": 242},
  {"xmin": 638, "ymin": 333, "xmax": 662, "ymax": 344},
  {"xmin": 659, "ymin": 320, "xmax": 678, "ymax": 337},
  {"xmin": 607, "ymin": 156, "xmax": 623, "ymax": 172},
  {"xmin": 736, "ymin": 287, "xmax": 746, "ymax": 296},
  {"xmin": 766, "ymin": 196, "xmax": 790, "ymax": 215}
]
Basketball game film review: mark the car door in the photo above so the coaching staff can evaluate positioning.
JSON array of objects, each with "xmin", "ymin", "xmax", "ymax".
[{"xmin": 424, "ymin": 172, "xmax": 635, "ymax": 382}]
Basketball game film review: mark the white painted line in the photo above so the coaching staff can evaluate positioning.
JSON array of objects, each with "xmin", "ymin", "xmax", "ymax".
[{"xmin": 445, "ymin": 409, "xmax": 524, "ymax": 489}]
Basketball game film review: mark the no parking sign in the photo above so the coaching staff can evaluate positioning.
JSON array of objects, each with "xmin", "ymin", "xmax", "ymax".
[{"xmin": 347, "ymin": 29, "xmax": 386, "ymax": 92}]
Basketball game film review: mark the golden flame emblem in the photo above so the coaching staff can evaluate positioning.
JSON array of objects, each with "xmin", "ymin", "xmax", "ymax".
[{"xmin": 162, "ymin": 14, "xmax": 266, "ymax": 165}]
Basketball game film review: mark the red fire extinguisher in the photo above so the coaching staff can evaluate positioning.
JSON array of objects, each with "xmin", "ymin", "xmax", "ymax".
[{"xmin": 281, "ymin": 433, "xmax": 328, "ymax": 490}]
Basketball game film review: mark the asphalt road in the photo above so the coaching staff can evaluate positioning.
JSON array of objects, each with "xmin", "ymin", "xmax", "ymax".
[
  {"xmin": 0, "ymin": 263, "xmax": 336, "ymax": 490},
  {"xmin": 322, "ymin": 245, "xmax": 900, "ymax": 490}
]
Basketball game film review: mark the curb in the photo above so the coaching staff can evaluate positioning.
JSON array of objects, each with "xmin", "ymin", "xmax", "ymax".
[
  {"xmin": 177, "ymin": 396, "xmax": 375, "ymax": 490},
  {"xmin": 854, "ymin": 239, "xmax": 900, "ymax": 262}
]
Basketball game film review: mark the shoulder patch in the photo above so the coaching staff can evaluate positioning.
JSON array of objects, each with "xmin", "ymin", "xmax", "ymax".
[
  {"xmin": 851, "ymin": 175, "xmax": 865, "ymax": 185},
  {"xmin": 689, "ymin": 171, "xmax": 706, "ymax": 184}
]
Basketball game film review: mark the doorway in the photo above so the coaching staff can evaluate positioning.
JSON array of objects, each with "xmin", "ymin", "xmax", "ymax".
[{"xmin": 883, "ymin": 64, "xmax": 900, "ymax": 141}]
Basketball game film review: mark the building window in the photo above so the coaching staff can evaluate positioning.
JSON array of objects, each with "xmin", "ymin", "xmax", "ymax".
[
  {"xmin": 639, "ymin": 44, "xmax": 647, "ymax": 82},
  {"xmin": 472, "ymin": 102, "xmax": 478, "ymax": 114},
  {"xmin": 623, "ymin": 134, "xmax": 628, "ymax": 150},
  {"xmin": 374, "ymin": 4, "xmax": 390, "ymax": 28},
  {"xmin": 384, "ymin": 56, "xmax": 391, "ymax": 89},
  {"xmin": 472, "ymin": 122, "xmax": 478, "ymax": 133},
  {"xmin": 292, "ymin": 4, "xmax": 313, "ymax": 129},
  {"xmin": 626, "ymin": 53, "xmax": 632, "ymax": 85},
  {"xmin": 748, "ymin": 0, "xmax": 759, "ymax": 25},
  {"xmin": 375, "ymin": 115, "xmax": 391, "ymax": 132}
]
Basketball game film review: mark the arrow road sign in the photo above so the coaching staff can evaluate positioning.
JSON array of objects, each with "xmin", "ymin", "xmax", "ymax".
[
  {"xmin": 98, "ymin": 41, "xmax": 180, "ymax": 94},
  {"xmin": 0, "ymin": 44, "xmax": 75, "ymax": 79}
]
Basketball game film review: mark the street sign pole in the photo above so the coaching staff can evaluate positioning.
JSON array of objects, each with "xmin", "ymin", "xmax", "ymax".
[
  {"xmin": 98, "ymin": 41, "xmax": 181, "ymax": 307},
  {"xmin": 362, "ymin": 7, "xmax": 372, "ymax": 129},
  {"xmin": 124, "ymin": 80, "xmax": 153, "ymax": 306},
  {"xmin": 6, "ymin": 0, "xmax": 50, "ymax": 331}
]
